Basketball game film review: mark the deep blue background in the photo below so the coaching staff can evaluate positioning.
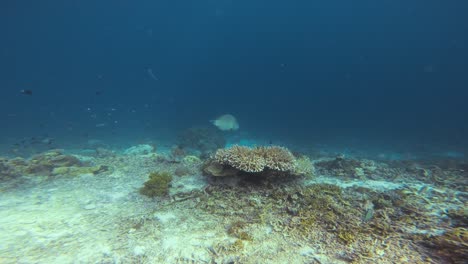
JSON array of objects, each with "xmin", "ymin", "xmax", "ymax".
[{"xmin": 1, "ymin": 0, "xmax": 467, "ymax": 153}]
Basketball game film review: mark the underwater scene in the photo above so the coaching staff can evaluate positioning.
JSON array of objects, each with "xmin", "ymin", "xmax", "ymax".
[{"xmin": 1, "ymin": 1, "xmax": 467, "ymax": 263}]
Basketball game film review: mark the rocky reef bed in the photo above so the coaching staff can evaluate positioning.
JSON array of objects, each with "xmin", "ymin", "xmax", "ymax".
[{"xmin": 0, "ymin": 145, "xmax": 466, "ymax": 263}]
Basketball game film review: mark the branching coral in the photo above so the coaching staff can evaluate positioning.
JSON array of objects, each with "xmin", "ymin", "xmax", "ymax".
[
  {"xmin": 292, "ymin": 156, "xmax": 314, "ymax": 176},
  {"xmin": 256, "ymin": 146, "xmax": 296, "ymax": 172},
  {"xmin": 213, "ymin": 145, "xmax": 296, "ymax": 173},
  {"xmin": 214, "ymin": 146, "xmax": 266, "ymax": 173}
]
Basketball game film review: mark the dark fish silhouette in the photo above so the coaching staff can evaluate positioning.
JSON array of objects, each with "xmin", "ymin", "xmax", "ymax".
[
  {"xmin": 20, "ymin": 89, "xmax": 33, "ymax": 95},
  {"xmin": 14, "ymin": 136, "xmax": 54, "ymax": 147}
]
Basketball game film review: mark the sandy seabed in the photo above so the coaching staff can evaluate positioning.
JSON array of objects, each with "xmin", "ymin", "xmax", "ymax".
[{"xmin": 0, "ymin": 147, "xmax": 466, "ymax": 264}]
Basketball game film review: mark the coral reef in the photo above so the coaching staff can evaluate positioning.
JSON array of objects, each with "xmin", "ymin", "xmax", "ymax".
[
  {"xmin": 398, "ymin": 159, "xmax": 468, "ymax": 190},
  {"xmin": 413, "ymin": 204, "xmax": 468, "ymax": 263},
  {"xmin": 199, "ymin": 165, "xmax": 465, "ymax": 262},
  {"xmin": 213, "ymin": 145, "xmax": 268, "ymax": 173},
  {"xmin": 139, "ymin": 171, "xmax": 173, "ymax": 197},
  {"xmin": 2, "ymin": 145, "xmax": 466, "ymax": 263},
  {"xmin": 204, "ymin": 145, "xmax": 313, "ymax": 177},
  {"xmin": 1, "ymin": 157, "xmax": 26, "ymax": 180},
  {"xmin": 174, "ymin": 155, "xmax": 203, "ymax": 176},
  {"xmin": 418, "ymin": 227, "xmax": 468, "ymax": 263},
  {"xmin": 203, "ymin": 160, "xmax": 239, "ymax": 177},
  {"xmin": 26, "ymin": 150, "xmax": 83, "ymax": 174},
  {"xmin": 196, "ymin": 180, "xmax": 441, "ymax": 262},
  {"xmin": 174, "ymin": 165, "xmax": 191, "ymax": 176},
  {"xmin": 293, "ymin": 155, "xmax": 314, "ymax": 177},
  {"xmin": 1, "ymin": 149, "xmax": 109, "ymax": 180},
  {"xmin": 182, "ymin": 155, "xmax": 201, "ymax": 164},
  {"xmin": 315, "ymin": 155, "xmax": 384, "ymax": 179},
  {"xmin": 169, "ymin": 146, "xmax": 186, "ymax": 162},
  {"xmin": 227, "ymin": 221, "xmax": 253, "ymax": 241}
]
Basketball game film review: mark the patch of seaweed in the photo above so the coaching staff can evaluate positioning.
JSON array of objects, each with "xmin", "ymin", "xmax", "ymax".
[{"xmin": 139, "ymin": 171, "xmax": 173, "ymax": 197}]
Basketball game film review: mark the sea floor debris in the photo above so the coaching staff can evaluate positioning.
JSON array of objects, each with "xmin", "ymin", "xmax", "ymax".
[{"xmin": 0, "ymin": 147, "xmax": 466, "ymax": 263}]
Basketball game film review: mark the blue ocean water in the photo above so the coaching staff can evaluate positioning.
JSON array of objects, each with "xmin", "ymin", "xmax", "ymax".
[{"xmin": 1, "ymin": 0, "xmax": 467, "ymax": 156}]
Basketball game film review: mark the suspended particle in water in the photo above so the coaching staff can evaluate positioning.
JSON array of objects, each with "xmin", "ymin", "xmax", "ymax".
[{"xmin": 147, "ymin": 68, "xmax": 159, "ymax": 81}]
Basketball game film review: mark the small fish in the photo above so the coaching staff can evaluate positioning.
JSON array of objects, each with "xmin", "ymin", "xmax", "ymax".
[
  {"xmin": 10, "ymin": 148, "xmax": 19, "ymax": 154},
  {"xmin": 147, "ymin": 68, "xmax": 158, "ymax": 81},
  {"xmin": 418, "ymin": 185, "xmax": 431, "ymax": 195},
  {"xmin": 363, "ymin": 208, "xmax": 374, "ymax": 222},
  {"xmin": 41, "ymin": 138, "xmax": 54, "ymax": 145},
  {"xmin": 20, "ymin": 89, "xmax": 33, "ymax": 95}
]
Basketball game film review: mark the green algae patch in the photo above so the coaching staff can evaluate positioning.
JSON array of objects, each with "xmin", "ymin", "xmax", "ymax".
[{"xmin": 139, "ymin": 171, "xmax": 173, "ymax": 197}]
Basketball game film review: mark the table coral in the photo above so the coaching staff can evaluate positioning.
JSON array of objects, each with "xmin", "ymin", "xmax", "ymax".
[{"xmin": 213, "ymin": 145, "xmax": 296, "ymax": 173}]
